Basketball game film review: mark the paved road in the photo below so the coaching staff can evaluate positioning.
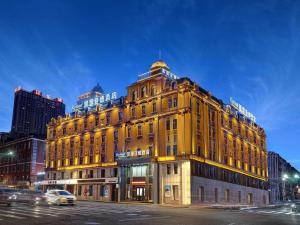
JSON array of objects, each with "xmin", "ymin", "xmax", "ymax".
[{"xmin": 0, "ymin": 202, "xmax": 299, "ymax": 225}]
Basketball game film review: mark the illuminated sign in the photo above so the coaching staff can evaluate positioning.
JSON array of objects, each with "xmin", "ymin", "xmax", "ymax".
[
  {"xmin": 115, "ymin": 149, "xmax": 150, "ymax": 160},
  {"xmin": 73, "ymin": 91, "xmax": 118, "ymax": 112},
  {"xmin": 229, "ymin": 97, "xmax": 256, "ymax": 122}
]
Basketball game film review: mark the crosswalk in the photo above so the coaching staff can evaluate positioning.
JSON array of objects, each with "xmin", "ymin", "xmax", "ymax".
[
  {"xmin": 0, "ymin": 203, "xmax": 161, "ymax": 222},
  {"xmin": 241, "ymin": 208, "xmax": 300, "ymax": 217}
]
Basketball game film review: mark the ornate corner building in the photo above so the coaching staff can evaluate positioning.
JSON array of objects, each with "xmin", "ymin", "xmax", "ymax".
[{"xmin": 44, "ymin": 60, "xmax": 268, "ymax": 206}]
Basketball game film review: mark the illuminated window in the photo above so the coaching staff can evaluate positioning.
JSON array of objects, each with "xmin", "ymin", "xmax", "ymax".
[
  {"xmin": 132, "ymin": 165, "xmax": 147, "ymax": 177},
  {"xmin": 172, "ymin": 185, "xmax": 179, "ymax": 200}
]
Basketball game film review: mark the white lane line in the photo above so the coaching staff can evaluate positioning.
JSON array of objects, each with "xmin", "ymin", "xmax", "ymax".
[
  {"xmin": 127, "ymin": 213, "xmax": 138, "ymax": 216},
  {"xmin": 0, "ymin": 212, "xmax": 24, "ymax": 219},
  {"xmin": 0, "ymin": 209, "xmax": 40, "ymax": 218},
  {"xmin": 285, "ymin": 212, "xmax": 294, "ymax": 215},
  {"xmin": 11, "ymin": 208, "xmax": 58, "ymax": 217},
  {"xmin": 119, "ymin": 216, "xmax": 170, "ymax": 222}
]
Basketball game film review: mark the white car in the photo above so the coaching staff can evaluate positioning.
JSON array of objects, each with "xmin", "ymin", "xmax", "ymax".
[{"xmin": 46, "ymin": 190, "xmax": 76, "ymax": 205}]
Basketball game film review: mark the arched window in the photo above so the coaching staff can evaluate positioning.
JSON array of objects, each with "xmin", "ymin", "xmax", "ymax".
[
  {"xmin": 132, "ymin": 90, "xmax": 137, "ymax": 101},
  {"xmin": 150, "ymin": 85, "xmax": 156, "ymax": 96},
  {"xmin": 171, "ymin": 81, "xmax": 177, "ymax": 90}
]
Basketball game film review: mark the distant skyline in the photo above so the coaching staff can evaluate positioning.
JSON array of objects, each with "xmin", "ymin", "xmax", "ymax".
[{"xmin": 0, "ymin": 0, "xmax": 299, "ymax": 170}]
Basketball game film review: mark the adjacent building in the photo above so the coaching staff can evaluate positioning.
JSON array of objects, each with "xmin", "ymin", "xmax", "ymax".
[
  {"xmin": 0, "ymin": 137, "xmax": 46, "ymax": 188},
  {"xmin": 268, "ymin": 151, "xmax": 300, "ymax": 203},
  {"xmin": 45, "ymin": 60, "xmax": 268, "ymax": 206},
  {"xmin": 11, "ymin": 88, "xmax": 65, "ymax": 139}
]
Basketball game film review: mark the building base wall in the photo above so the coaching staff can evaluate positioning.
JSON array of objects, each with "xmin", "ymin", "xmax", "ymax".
[{"xmin": 191, "ymin": 176, "xmax": 269, "ymax": 206}]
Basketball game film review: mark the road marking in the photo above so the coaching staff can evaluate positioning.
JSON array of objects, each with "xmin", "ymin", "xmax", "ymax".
[
  {"xmin": 0, "ymin": 212, "xmax": 25, "ymax": 219},
  {"xmin": 119, "ymin": 216, "xmax": 170, "ymax": 222},
  {"xmin": 11, "ymin": 208, "xmax": 59, "ymax": 217},
  {"xmin": 285, "ymin": 212, "xmax": 294, "ymax": 215},
  {"xmin": 0, "ymin": 209, "xmax": 40, "ymax": 218},
  {"xmin": 127, "ymin": 213, "xmax": 138, "ymax": 216},
  {"xmin": 84, "ymin": 222, "xmax": 101, "ymax": 225}
]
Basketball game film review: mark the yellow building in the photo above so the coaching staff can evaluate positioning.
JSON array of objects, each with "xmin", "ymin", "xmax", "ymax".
[{"xmin": 45, "ymin": 60, "xmax": 268, "ymax": 205}]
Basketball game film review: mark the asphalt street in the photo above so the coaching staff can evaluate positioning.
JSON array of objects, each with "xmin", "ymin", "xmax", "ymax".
[{"xmin": 0, "ymin": 201, "xmax": 299, "ymax": 225}]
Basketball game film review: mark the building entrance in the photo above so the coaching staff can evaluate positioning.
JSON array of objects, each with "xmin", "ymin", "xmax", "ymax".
[{"xmin": 132, "ymin": 186, "xmax": 145, "ymax": 201}]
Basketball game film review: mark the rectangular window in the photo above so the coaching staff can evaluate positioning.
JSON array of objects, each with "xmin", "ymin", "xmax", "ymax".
[
  {"xmin": 152, "ymin": 102, "xmax": 157, "ymax": 113},
  {"xmin": 149, "ymin": 123, "xmax": 153, "ymax": 133},
  {"xmin": 166, "ymin": 119, "xmax": 170, "ymax": 130},
  {"xmin": 131, "ymin": 107, "xmax": 136, "ymax": 118},
  {"xmin": 106, "ymin": 113, "xmax": 111, "ymax": 124},
  {"xmin": 132, "ymin": 166, "xmax": 147, "ymax": 177},
  {"xmin": 174, "ymin": 163, "xmax": 178, "ymax": 174},
  {"xmin": 138, "ymin": 125, "xmax": 142, "ymax": 136},
  {"xmin": 101, "ymin": 169, "xmax": 105, "ymax": 178},
  {"xmin": 173, "ymin": 145, "xmax": 178, "ymax": 155},
  {"xmin": 168, "ymin": 98, "xmax": 172, "ymax": 108},
  {"xmin": 173, "ymin": 97, "xmax": 178, "ymax": 107},
  {"xmin": 118, "ymin": 111, "xmax": 123, "ymax": 121},
  {"xmin": 142, "ymin": 105, "xmax": 146, "ymax": 116},
  {"xmin": 173, "ymin": 119, "xmax": 177, "ymax": 129},
  {"xmin": 166, "ymin": 145, "xmax": 171, "ymax": 156},
  {"xmin": 79, "ymin": 171, "xmax": 82, "ymax": 179},
  {"xmin": 167, "ymin": 164, "xmax": 171, "ymax": 175},
  {"xmin": 114, "ymin": 130, "xmax": 118, "ymax": 141},
  {"xmin": 78, "ymin": 186, "xmax": 82, "ymax": 196},
  {"xmin": 238, "ymin": 191, "xmax": 241, "ymax": 203},
  {"xmin": 215, "ymin": 188, "xmax": 218, "ymax": 203}
]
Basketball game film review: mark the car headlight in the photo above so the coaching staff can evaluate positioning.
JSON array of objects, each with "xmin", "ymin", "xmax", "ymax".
[
  {"xmin": 291, "ymin": 204, "xmax": 296, "ymax": 208},
  {"xmin": 35, "ymin": 197, "xmax": 41, "ymax": 201}
]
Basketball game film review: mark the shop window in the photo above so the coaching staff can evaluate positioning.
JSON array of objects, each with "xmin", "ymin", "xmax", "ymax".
[
  {"xmin": 89, "ymin": 185, "xmax": 93, "ymax": 196},
  {"xmin": 225, "ymin": 189, "xmax": 230, "ymax": 202},
  {"xmin": 172, "ymin": 185, "xmax": 179, "ymax": 200},
  {"xmin": 215, "ymin": 188, "xmax": 218, "ymax": 203},
  {"xmin": 100, "ymin": 185, "xmax": 105, "ymax": 197},
  {"xmin": 199, "ymin": 186, "xmax": 204, "ymax": 202},
  {"xmin": 167, "ymin": 164, "xmax": 171, "ymax": 175},
  {"xmin": 238, "ymin": 191, "xmax": 241, "ymax": 203},
  {"xmin": 174, "ymin": 163, "xmax": 178, "ymax": 174},
  {"xmin": 78, "ymin": 186, "xmax": 82, "ymax": 196}
]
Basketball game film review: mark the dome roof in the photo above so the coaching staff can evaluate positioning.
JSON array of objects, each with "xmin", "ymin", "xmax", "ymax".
[
  {"xmin": 91, "ymin": 83, "xmax": 104, "ymax": 93},
  {"xmin": 150, "ymin": 60, "xmax": 170, "ymax": 71}
]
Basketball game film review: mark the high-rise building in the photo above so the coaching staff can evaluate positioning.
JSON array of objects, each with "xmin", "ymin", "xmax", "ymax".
[
  {"xmin": 44, "ymin": 60, "xmax": 268, "ymax": 206},
  {"xmin": 0, "ymin": 137, "xmax": 45, "ymax": 188},
  {"xmin": 11, "ymin": 88, "xmax": 65, "ymax": 139},
  {"xmin": 268, "ymin": 151, "xmax": 300, "ymax": 203}
]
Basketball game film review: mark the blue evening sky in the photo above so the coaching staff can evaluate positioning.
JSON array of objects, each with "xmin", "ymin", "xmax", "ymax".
[{"xmin": 0, "ymin": 0, "xmax": 299, "ymax": 170}]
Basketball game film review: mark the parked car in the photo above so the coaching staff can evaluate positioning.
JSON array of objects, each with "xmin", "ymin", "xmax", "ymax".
[
  {"xmin": 0, "ymin": 188, "xmax": 17, "ymax": 206},
  {"xmin": 291, "ymin": 202, "xmax": 300, "ymax": 212},
  {"xmin": 45, "ymin": 190, "xmax": 76, "ymax": 205}
]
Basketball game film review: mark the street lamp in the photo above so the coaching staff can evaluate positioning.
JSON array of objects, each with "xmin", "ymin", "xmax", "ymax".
[
  {"xmin": 282, "ymin": 174, "xmax": 289, "ymax": 181},
  {"xmin": 294, "ymin": 174, "xmax": 300, "ymax": 179}
]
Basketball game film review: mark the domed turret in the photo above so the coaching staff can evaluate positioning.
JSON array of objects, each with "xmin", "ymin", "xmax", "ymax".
[
  {"xmin": 91, "ymin": 83, "xmax": 104, "ymax": 94},
  {"xmin": 150, "ymin": 60, "xmax": 170, "ymax": 71}
]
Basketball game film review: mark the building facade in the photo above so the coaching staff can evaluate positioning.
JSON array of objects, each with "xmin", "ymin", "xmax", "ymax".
[
  {"xmin": 11, "ymin": 88, "xmax": 65, "ymax": 139},
  {"xmin": 268, "ymin": 151, "xmax": 300, "ymax": 203},
  {"xmin": 45, "ymin": 60, "xmax": 268, "ymax": 205},
  {"xmin": 0, "ymin": 137, "xmax": 45, "ymax": 188}
]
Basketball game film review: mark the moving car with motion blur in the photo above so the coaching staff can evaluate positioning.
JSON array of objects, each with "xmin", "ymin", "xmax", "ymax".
[
  {"xmin": 0, "ymin": 188, "xmax": 17, "ymax": 206},
  {"xmin": 291, "ymin": 202, "xmax": 300, "ymax": 212},
  {"xmin": 45, "ymin": 190, "xmax": 76, "ymax": 205},
  {"xmin": 15, "ymin": 189, "xmax": 48, "ymax": 206}
]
